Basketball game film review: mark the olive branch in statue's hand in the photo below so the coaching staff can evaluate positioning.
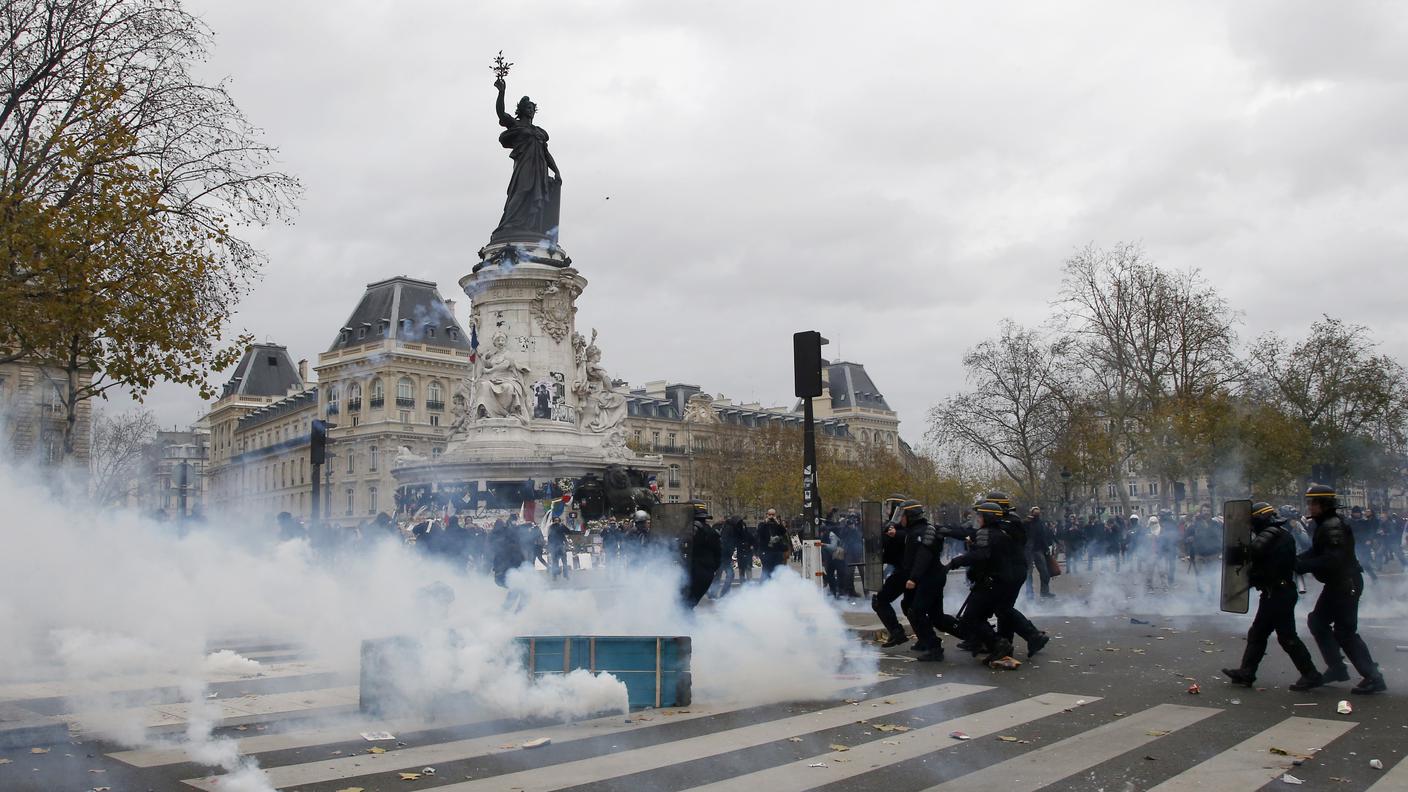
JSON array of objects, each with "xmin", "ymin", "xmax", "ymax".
[{"xmin": 491, "ymin": 50, "xmax": 513, "ymax": 86}]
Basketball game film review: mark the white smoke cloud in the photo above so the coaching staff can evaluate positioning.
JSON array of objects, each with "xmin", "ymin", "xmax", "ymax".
[{"xmin": 0, "ymin": 447, "xmax": 871, "ymax": 789}]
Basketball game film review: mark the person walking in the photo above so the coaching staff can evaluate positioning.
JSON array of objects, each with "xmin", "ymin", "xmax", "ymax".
[
  {"xmin": 1024, "ymin": 507, "xmax": 1054, "ymax": 598},
  {"xmin": 758, "ymin": 508, "xmax": 789, "ymax": 579},
  {"xmin": 1298, "ymin": 484, "xmax": 1387, "ymax": 695},
  {"xmin": 1221, "ymin": 502, "xmax": 1323, "ymax": 691}
]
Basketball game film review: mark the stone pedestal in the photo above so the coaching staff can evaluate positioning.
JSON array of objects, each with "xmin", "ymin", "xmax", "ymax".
[{"xmin": 392, "ymin": 246, "xmax": 657, "ymax": 513}]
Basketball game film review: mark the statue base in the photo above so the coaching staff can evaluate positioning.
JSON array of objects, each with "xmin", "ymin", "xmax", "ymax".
[
  {"xmin": 473, "ymin": 238, "xmax": 570, "ymax": 273},
  {"xmin": 393, "ymin": 251, "xmax": 657, "ymax": 517}
]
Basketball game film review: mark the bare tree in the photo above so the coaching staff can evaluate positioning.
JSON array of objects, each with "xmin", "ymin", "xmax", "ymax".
[
  {"xmin": 1248, "ymin": 316, "xmax": 1408, "ymax": 491},
  {"xmin": 0, "ymin": 0, "xmax": 299, "ymax": 457},
  {"xmin": 927, "ymin": 320, "xmax": 1073, "ymax": 505},
  {"xmin": 1058, "ymin": 243, "xmax": 1239, "ymax": 508},
  {"xmin": 88, "ymin": 406, "xmax": 155, "ymax": 505}
]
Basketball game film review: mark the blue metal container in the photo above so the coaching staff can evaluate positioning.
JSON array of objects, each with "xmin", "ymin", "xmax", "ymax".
[{"xmin": 514, "ymin": 635, "xmax": 692, "ymax": 709}]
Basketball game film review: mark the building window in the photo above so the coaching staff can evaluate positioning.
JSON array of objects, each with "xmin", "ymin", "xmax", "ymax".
[
  {"xmin": 368, "ymin": 486, "xmax": 378, "ymax": 514},
  {"xmin": 370, "ymin": 379, "xmax": 385, "ymax": 408},
  {"xmin": 1128, "ymin": 482, "xmax": 1138, "ymax": 497},
  {"xmin": 667, "ymin": 433, "xmax": 677, "ymax": 450},
  {"xmin": 345, "ymin": 487, "xmax": 354, "ymax": 516},
  {"xmin": 357, "ymin": 326, "xmax": 366, "ymax": 339},
  {"xmin": 430, "ymin": 414, "xmax": 440, "ymax": 427},
  {"xmin": 432, "ymin": 446, "xmax": 443, "ymax": 459},
  {"xmin": 399, "ymin": 410, "xmax": 410, "ymax": 423},
  {"xmin": 1149, "ymin": 482, "xmax": 1159, "ymax": 496},
  {"xmin": 347, "ymin": 382, "xmax": 362, "ymax": 411},
  {"xmin": 427, "ymin": 381, "xmax": 444, "ymax": 411},
  {"xmin": 369, "ymin": 445, "xmax": 378, "ymax": 472},
  {"xmin": 396, "ymin": 377, "xmax": 415, "ymax": 408},
  {"xmin": 669, "ymin": 495, "xmax": 680, "ymax": 503},
  {"xmin": 346, "ymin": 449, "xmax": 355, "ymax": 474},
  {"xmin": 1107, "ymin": 484, "xmax": 1116, "ymax": 498},
  {"xmin": 425, "ymin": 325, "xmax": 436, "ymax": 339},
  {"xmin": 448, "ymin": 327, "xmax": 459, "ymax": 341},
  {"xmin": 351, "ymin": 415, "xmax": 359, "ymax": 427},
  {"xmin": 651, "ymin": 431, "xmax": 661, "ymax": 449},
  {"xmin": 668, "ymin": 464, "xmax": 681, "ymax": 487}
]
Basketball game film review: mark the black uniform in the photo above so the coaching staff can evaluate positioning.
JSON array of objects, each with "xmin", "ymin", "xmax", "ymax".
[
  {"xmin": 1223, "ymin": 511, "xmax": 1318, "ymax": 686},
  {"xmin": 1024, "ymin": 514, "xmax": 1053, "ymax": 597},
  {"xmin": 1298, "ymin": 511, "xmax": 1384, "ymax": 689},
  {"xmin": 994, "ymin": 515, "xmax": 1044, "ymax": 651},
  {"xmin": 684, "ymin": 517, "xmax": 722, "ymax": 608},
  {"xmin": 902, "ymin": 516, "xmax": 948, "ymax": 656},
  {"xmin": 947, "ymin": 514, "xmax": 1013, "ymax": 660},
  {"xmin": 734, "ymin": 517, "xmax": 757, "ymax": 581},
  {"xmin": 872, "ymin": 522, "xmax": 914, "ymax": 643}
]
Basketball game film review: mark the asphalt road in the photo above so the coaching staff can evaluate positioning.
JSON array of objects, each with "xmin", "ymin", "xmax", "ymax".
[{"xmin": 2, "ymin": 566, "xmax": 1405, "ymax": 792}]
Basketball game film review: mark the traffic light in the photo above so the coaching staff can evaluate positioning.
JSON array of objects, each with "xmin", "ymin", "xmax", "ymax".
[
  {"xmin": 793, "ymin": 331, "xmax": 825, "ymax": 398},
  {"xmin": 311, "ymin": 419, "xmax": 328, "ymax": 465}
]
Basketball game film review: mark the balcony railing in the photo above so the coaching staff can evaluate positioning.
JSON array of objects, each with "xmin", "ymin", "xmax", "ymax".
[
  {"xmin": 369, "ymin": 396, "xmax": 384, "ymax": 409},
  {"xmin": 325, "ymin": 403, "xmax": 340, "ymax": 415},
  {"xmin": 347, "ymin": 398, "xmax": 362, "ymax": 411},
  {"xmin": 395, "ymin": 396, "xmax": 415, "ymax": 408},
  {"xmin": 426, "ymin": 399, "xmax": 445, "ymax": 411}
]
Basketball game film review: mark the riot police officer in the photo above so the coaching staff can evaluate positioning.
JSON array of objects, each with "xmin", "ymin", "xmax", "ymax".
[
  {"xmin": 872, "ymin": 494, "xmax": 914, "ymax": 648},
  {"xmin": 947, "ymin": 501, "xmax": 1015, "ymax": 664},
  {"xmin": 897, "ymin": 500, "xmax": 950, "ymax": 661},
  {"xmin": 981, "ymin": 492, "xmax": 1048, "ymax": 657},
  {"xmin": 1297, "ymin": 484, "xmax": 1386, "ymax": 694},
  {"xmin": 683, "ymin": 501, "xmax": 722, "ymax": 608},
  {"xmin": 1221, "ymin": 502, "xmax": 1322, "ymax": 691}
]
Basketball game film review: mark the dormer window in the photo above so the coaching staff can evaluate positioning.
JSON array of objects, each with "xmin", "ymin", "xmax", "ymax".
[
  {"xmin": 426, "ymin": 325, "xmax": 436, "ymax": 339},
  {"xmin": 379, "ymin": 320, "xmax": 389, "ymax": 337},
  {"xmin": 340, "ymin": 328, "xmax": 350, "ymax": 343},
  {"xmin": 357, "ymin": 326, "xmax": 366, "ymax": 339},
  {"xmin": 448, "ymin": 327, "xmax": 459, "ymax": 341}
]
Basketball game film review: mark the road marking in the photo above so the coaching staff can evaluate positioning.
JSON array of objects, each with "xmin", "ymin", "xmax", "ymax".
[
  {"xmin": 922, "ymin": 703, "xmax": 1219, "ymax": 791},
  {"xmin": 413, "ymin": 683, "xmax": 991, "ymax": 792},
  {"xmin": 1146, "ymin": 716, "xmax": 1357, "ymax": 792},
  {"xmin": 678, "ymin": 692, "xmax": 1100, "ymax": 792},
  {"xmin": 0, "ymin": 661, "xmax": 335, "ymax": 705},
  {"xmin": 75, "ymin": 686, "xmax": 360, "ymax": 737},
  {"xmin": 109, "ymin": 710, "xmax": 496, "ymax": 767},
  {"xmin": 1366, "ymin": 753, "xmax": 1408, "ymax": 792},
  {"xmin": 186, "ymin": 682, "xmax": 992, "ymax": 791}
]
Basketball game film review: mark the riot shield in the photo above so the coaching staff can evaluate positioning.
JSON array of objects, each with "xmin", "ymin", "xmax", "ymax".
[
  {"xmin": 1221, "ymin": 499, "xmax": 1252, "ymax": 614},
  {"xmin": 860, "ymin": 501, "xmax": 883, "ymax": 592},
  {"xmin": 651, "ymin": 502, "xmax": 696, "ymax": 560}
]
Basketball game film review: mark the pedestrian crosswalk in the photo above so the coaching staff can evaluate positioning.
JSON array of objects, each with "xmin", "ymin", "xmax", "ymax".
[{"xmin": 1, "ymin": 641, "xmax": 1401, "ymax": 792}]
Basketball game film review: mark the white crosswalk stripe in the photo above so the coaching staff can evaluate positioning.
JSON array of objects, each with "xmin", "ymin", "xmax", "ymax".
[
  {"xmin": 1146, "ymin": 716, "xmax": 1357, "ymax": 792},
  {"xmin": 677, "ymin": 693, "xmax": 1100, "ymax": 792},
  {"xmin": 39, "ymin": 669, "xmax": 1376, "ymax": 792},
  {"xmin": 185, "ymin": 681, "xmax": 992, "ymax": 790},
  {"xmin": 920, "ymin": 703, "xmax": 1219, "ymax": 792}
]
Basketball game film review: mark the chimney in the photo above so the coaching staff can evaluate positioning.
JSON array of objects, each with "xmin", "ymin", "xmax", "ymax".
[
  {"xmin": 444, "ymin": 298, "xmax": 457, "ymax": 319},
  {"xmin": 297, "ymin": 358, "xmax": 309, "ymax": 384}
]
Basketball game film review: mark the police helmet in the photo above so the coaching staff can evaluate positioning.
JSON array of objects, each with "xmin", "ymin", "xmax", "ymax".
[
  {"xmin": 973, "ymin": 501, "xmax": 1006, "ymax": 523},
  {"xmin": 634, "ymin": 509, "xmax": 649, "ymax": 522},
  {"xmin": 692, "ymin": 501, "xmax": 712, "ymax": 520},
  {"xmin": 883, "ymin": 493, "xmax": 910, "ymax": 523},
  {"xmin": 1305, "ymin": 483, "xmax": 1338, "ymax": 512},
  {"xmin": 888, "ymin": 499, "xmax": 925, "ymax": 526},
  {"xmin": 1251, "ymin": 501, "xmax": 1283, "ymax": 529}
]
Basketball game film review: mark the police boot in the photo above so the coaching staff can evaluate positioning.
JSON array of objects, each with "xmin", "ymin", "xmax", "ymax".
[
  {"xmin": 916, "ymin": 647, "xmax": 944, "ymax": 662},
  {"xmin": 1221, "ymin": 668, "xmax": 1255, "ymax": 687},
  {"xmin": 984, "ymin": 638, "xmax": 1014, "ymax": 665},
  {"xmin": 1322, "ymin": 664, "xmax": 1351, "ymax": 683},
  {"xmin": 1289, "ymin": 671, "xmax": 1324, "ymax": 692},
  {"xmin": 1026, "ymin": 632, "xmax": 1050, "ymax": 658},
  {"xmin": 1351, "ymin": 674, "xmax": 1387, "ymax": 695},
  {"xmin": 880, "ymin": 631, "xmax": 909, "ymax": 648}
]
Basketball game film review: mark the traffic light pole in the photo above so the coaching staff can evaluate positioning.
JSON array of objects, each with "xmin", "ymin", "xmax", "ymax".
[
  {"xmin": 802, "ymin": 394, "xmax": 819, "ymax": 540},
  {"xmin": 793, "ymin": 330, "xmax": 828, "ymax": 541},
  {"xmin": 310, "ymin": 460, "xmax": 322, "ymax": 524}
]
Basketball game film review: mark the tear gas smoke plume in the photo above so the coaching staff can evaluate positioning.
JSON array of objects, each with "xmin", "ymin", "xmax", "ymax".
[{"xmin": 0, "ymin": 448, "xmax": 874, "ymax": 790}]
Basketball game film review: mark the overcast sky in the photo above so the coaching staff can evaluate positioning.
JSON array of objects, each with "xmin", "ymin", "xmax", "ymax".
[{"xmin": 135, "ymin": 0, "xmax": 1408, "ymax": 444}]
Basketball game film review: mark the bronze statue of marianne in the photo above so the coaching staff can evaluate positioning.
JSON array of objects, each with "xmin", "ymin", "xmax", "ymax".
[{"xmin": 491, "ymin": 74, "xmax": 563, "ymax": 244}]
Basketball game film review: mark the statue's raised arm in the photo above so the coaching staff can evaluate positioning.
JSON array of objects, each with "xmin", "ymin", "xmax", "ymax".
[{"xmin": 494, "ymin": 77, "xmax": 515, "ymax": 128}]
